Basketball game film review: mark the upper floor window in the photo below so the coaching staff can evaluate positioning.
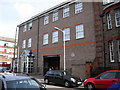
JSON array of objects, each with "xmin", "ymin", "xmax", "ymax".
[
  {"xmin": 115, "ymin": 9, "xmax": 120, "ymax": 27},
  {"xmin": 44, "ymin": 15, "xmax": 49, "ymax": 25},
  {"xmin": 23, "ymin": 25, "xmax": 27, "ymax": 32},
  {"xmin": 52, "ymin": 31, "xmax": 58, "ymax": 43},
  {"xmin": 63, "ymin": 28, "xmax": 70, "ymax": 41},
  {"xmin": 76, "ymin": 24, "xmax": 84, "ymax": 39},
  {"xmin": 107, "ymin": 12, "xmax": 112, "ymax": 29},
  {"xmin": 75, "ymin": 2, "xmax": 83, "ymax": 14},
  {"xmin": 53, "ymin": 12, "xmax": 58, "ymax": 22},
  {"xmin": 63, "ymin": 7, "xmax": 69, "ymax": 18},
  {"xmin": 103, "ymin": 0, "xmax": 114, "ymax": 5},
  {"xmin": 118, "ymin": 40, "xmax": 120, "ymax": 62},
  {"xmin": 43, "ymin": 33, "xmax": 48, "ymax": 45},
  {"xmin": 109, "ymin": 41, "xmax": 114, "ymax": 62},
  {"xmin": 29, "ymin": 22, "xmax": 32, "ymax": 30},
  {"xmin": 22, "ymin": 40, "xmax": 26, "ymax": 48},
  {"xmin": 28, "ymin": 38, "xmax": 32, "ymax": 48}
]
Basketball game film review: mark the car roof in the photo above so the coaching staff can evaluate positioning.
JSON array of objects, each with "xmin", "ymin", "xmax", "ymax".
[
  {"xmin": 105, "ymin": 70, "xmax": 120, "ymax": 72},
  {"xmin": 0, "ymin": 73, "xmax": 32, "ymax": 81}
]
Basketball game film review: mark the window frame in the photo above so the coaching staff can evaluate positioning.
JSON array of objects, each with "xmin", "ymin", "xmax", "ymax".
[
  {"xmin": 22, "ymin": 40, "xmax": 26, "ymax": 48},
  {"xmin": 53, "ymin": 12, "xmax": 58, "ymax": 22},
  {"xmin": 28, "ymin": 22, "xmax": 32, "ymax": 30},
  {"xmin": 115, "ymin": 9, "xmax": 120, "ymax": 27},
  {"xmin": 63, "ymin": 28, "xmax": 70, "ymax": 41},
  {"xmin": 23, "ymin": 25, "xmax": 27, "ymax": 32},
  {"xmin": 75, "ymin": 2, "xmax": 83, "ymax": 14},
  {"xmin": 52, "ymin": 31, "xmax": 58, "ymax": 43},
  {"xmin": 76, "ymin": 24, "xmax": 84, "ymax": 39},
  {"xmin": 103, "ymin": 0, "xmax": 114, "ymax": 5},
  {"xmin": 118, "ymin": 40, "xmax": 120, "ymax": 62},
  {"xmin": 43, "ymin": 33, "xmax": 49, "ymax": 45},
  {"xmin": 44, "ymin": 15, "xmax": 49, "ymax": 25},
  {"xmin": 107, "ymin": 12, "xmax": 112, "ymax": 29},
  {"xmin": 63, "ymin": 6, "xmax": 70, "ymax": 18},
  {"xmin": 109, "ymin": 41, "xmax": 115, "ymax": 62},
  {"xmin": 28, "ymin": 38, "xmax": 32, "ymax": 48}
]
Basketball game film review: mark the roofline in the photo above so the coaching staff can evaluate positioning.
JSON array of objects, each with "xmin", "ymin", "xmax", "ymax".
[{"xmin": 17, "ymin": 0, "xmax": 76, "ymax": 27}]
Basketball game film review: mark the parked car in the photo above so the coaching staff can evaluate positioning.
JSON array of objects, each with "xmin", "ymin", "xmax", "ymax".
[
  {"xmin": 0, "ymin": 73, "xmax": 46, "ymax": 90},
  {"xmin": 84, "ymin": 70, "xmax": 120, "ymax": 90},
  {"xmin": 44, "ymin": 70, "xmax": 82, "ymax": 87},
  {"xmin": 107, "ymin": 81, "xmax": 120, "ymax": 90}
]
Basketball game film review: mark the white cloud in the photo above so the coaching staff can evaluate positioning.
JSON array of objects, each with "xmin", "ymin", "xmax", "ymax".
[{"xmin": 14, "ymin": 3, "xmax": 34, "ymax": 20}]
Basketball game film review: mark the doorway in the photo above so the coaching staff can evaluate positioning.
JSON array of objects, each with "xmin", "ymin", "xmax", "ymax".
[{"xmin": 43, "ymin": 55, "xmax": 60, "ymax": 74}]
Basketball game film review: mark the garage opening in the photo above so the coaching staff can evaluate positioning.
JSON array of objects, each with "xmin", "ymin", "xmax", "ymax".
[{"xmin": 43, "ymin": 55, "xmax": 60, "ymax": 74}]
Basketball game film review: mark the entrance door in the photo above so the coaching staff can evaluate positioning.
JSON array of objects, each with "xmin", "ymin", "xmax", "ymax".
[{"xmin": 43, "ymin": 55, "xmax": 60, "ymax": 74}]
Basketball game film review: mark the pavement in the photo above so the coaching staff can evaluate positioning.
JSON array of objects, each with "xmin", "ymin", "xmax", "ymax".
[{"xmin": 31, "ymin": 75, "xmax": 45, "ymax": 83}]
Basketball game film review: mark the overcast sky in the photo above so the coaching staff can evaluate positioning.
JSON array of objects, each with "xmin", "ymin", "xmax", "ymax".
[{"xmin": 0, "ymin": 0, "xmax": 67, "ymax": 38}]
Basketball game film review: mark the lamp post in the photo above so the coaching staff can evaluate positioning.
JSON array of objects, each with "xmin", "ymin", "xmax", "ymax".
[{"xmin": 54, "ymin": 27, "xmax": 66, "ymax": 71}]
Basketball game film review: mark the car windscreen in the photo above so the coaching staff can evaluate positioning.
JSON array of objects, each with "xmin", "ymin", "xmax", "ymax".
[
  {"xmin": 62, "ymin": 71, "xmax": 72, "ymax": 76},
  {"xmin": 6, "ymin": 78, "xmax": 45, "ymax": 90}
]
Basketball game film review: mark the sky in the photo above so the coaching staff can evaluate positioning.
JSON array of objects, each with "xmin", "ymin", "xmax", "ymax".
[{"xmin": 0, "ymin": 0, "xmax": 67, "ymax": 39}]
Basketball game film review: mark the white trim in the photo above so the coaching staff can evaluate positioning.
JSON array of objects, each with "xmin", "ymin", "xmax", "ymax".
[{"xmin": 109, "ymin": 41, "xmax": 115, "ymax": 62}]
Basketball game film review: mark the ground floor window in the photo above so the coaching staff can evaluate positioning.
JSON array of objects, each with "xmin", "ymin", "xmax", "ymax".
[
  {"xmin": 109, "ymin": 41, "xmax": 114, "ymax": 62},
  {"xmin": 118, "ymin": 40, "xmax": 120, "ymax": 62}
]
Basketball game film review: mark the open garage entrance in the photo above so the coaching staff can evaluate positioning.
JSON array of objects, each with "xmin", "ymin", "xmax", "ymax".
[{"xmin": 43, "ymin": 55, "xmax": 60, "ymax": 74}]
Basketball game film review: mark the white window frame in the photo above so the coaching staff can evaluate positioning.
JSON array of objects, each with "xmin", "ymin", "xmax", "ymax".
[
  {"xmin": 23, "ymin": 25, "xmax": 27, "ymax": 32},
  {"xmin": 29, "ymin": 22, "xmax": 32, "ymax": 30},
  {"xmin": 107, "ymin": 12, "xmax": 112, "ymax": 29},
  {"xmin": 118, "ymin": 40, "xmax": 120, "ymax": 62},
  {"xmin": 28, "ymin": 38, "xmax": 32, "ymax": 48},
  {"xmin": 115, "ymin": 9, "xmax": 120, "ymax": 27},
  {"xmin": 22, "ymin": 40, "xmax": 26, "ymax": 48},
  {"xmin": 109, "ymin": 41, "xmax": 114, "ymax": 62},
  {"xmin": 63, "ymin": 28, "xmax": 70, "ymax": 41},
  {"xmin": 76, "ymin": 24, "xmax": 84, "ymax": 39},
  {"xmin": 44, "ymin": 15, "xmax": 49, "ymax": 25},
  {"xmin": 103, "ymin": 0, "xmax": 114, "ymax": 5},
  {"xmin": 43, "ymin": 34, "xmax": 48, "ymax": 45},
  {"xmin": 52, "ymin": 31, "xmax": 58, "ymax": 43},
  {"xmin": 75, "ymin": 2, "xmax": 83, "ymax": 14},
  {"xmin": 53, "ymin": 12, "xmax": 58, "ymax": 22},
  {"xmin": 63, "ymin": 6, "xmax": 69, "ymax": 18}
]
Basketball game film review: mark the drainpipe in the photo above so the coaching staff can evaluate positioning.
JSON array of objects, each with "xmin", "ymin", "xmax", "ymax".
[
  {"xmin": 100, "ymin": 12, "xmax": 106, "ymax": 71},
  {"xmin": 37, "ymin": 17, "xmax": 40, "ymax": 73}
]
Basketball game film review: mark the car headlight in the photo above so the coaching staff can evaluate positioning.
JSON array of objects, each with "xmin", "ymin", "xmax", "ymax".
[
  {"xmin": 70, "ymin": 78, "xmax": 76, "ymax": 83},
  {"xmin": 84, "ymin": 79, "xmax": 87, "ymax": 82}
]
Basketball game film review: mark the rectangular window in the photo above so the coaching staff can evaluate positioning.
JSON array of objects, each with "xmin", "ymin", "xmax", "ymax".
[
  {"xmin": 63, "ymin": 28, "xmax": 70, "ymax": 41},
  {"xmin": 63, "ymin": 7, "xmax": 69, "ymax": 18},
  {"xmin": 103, "ymin": 0, "xmax": 114, "ymax": 5},
  {"xmin": 75, "ymin": 2, "xmax": 83, "ymax": 14},
  {"xmin": 76, "ymin": 24, "xmax": 84, "ymax": 39},
  {"xmin": 43, "ymin": 34, "xmax": 48, "ymax": 45},
  {"xmin": 53, "ymin": 12, "xmax": 58, "ymax": 22},
  {"xmin": 118, "ymin": 40, "xmax": 120, "ymax": 62},
  {"xmin": 109, "ymin": 41, "xmax": 114, "ymax": 62},
  {"xmin": 28, "ymin": 38, "xmax": 32, "ymax": 48},
  {"xmin": 22, "ymin": 40, "xmax": 26, "ymax": 48},
  {"xmin": 115, "ymin": 9, "xmax": 120, "ymax": 27},
  {"xmin": 107, "ymin": 12, "xmax": 112, "ymax": 29},
  {"xmin": 44, "ymin": 15, "xmax": 49, "ymax": 25},
  {"xmin": 29, "ymin": 22, "xmax": 32, "ymax": 30},
  {"xmin": 23, "ymin": 25, "xmax": 27, "ymax": 32},
  {"xmin": 52, "ymin": 31, "xmax": 58, "ymax": 43}
]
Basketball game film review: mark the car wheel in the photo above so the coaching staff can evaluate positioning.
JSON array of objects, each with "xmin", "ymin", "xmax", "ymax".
[
  {"xmin": 64, "ymin": 81, "xmax": 70, "ymax": 87},
  {"xmin": 44, "ymin": 79, "xmax": 49, "ymax": 84},
  {"xmin": 86, "ymin": 83, "xmax": 95, "ymax": 90}
]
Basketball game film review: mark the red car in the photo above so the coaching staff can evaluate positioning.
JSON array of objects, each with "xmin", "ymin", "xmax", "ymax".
[{"xmin": 84, "ymin": 70, "xmax": 120, "ymax": 90}]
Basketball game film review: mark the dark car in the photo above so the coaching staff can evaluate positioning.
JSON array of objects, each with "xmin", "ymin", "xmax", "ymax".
[
  {"xmin": 44, "ymin": 70, "xmax": 82, "ymax": 87},
  {"xmin": 0, "ymin": 73, "xmax": 46, "ymax": 90}
]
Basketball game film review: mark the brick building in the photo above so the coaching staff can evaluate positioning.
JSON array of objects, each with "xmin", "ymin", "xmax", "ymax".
[
  {"xmin": 17, "ymin": 0, "xmax": 120, "ymax": 79},
  {"xmin": 0, "ymin": 36, "xmax": 17, "ymax": 71}
]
